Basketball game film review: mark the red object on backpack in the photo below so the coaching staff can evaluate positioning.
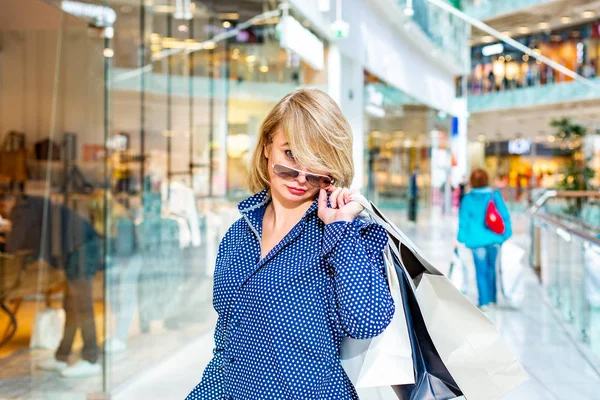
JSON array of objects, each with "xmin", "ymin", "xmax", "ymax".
[{"xmin": 485, "ymin": 196, "xmax": 505, "ymax": 235}]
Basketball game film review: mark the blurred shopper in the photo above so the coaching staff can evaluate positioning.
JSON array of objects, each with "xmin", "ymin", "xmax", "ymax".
[
  {"xmin": 408, "ymin": 167, "xmax": 419, "ymax": 222},
  {"xmin": 456, "ymin": 169, "xmax": 512, "ymax": 310},
  {"xmin": 488, "ymin": 70, "xmax": 496, "ymax": 92},
  {"xmin": 185, "ymin": 88, "xmax": 394, "ymax": 399},
  {"xmin": 458, "ymin": 176, "xmax": 467, "ymax": 205}
]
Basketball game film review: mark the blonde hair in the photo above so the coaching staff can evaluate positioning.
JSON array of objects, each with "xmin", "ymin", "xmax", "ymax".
[{"xmin": 248, "ymin": 88, "xmax": 354, "ymax": 193}]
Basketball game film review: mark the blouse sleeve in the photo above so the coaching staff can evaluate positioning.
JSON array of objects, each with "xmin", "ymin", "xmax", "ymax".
[{"xmin": 322, "ymin": 219, "xmax": 395, "ymax": 340}]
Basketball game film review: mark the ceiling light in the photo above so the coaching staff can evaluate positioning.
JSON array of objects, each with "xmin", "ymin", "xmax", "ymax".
[
  {"xmin": 203, "ymin": 41, "xmax": 216, "ymax": 50},
  {"xmin": 259, "ymin": 65, "xmax": 269, "ymax": 73},
  {"xmin": 502, "ymin": 31, "xmax": 512, "ymax": 37},
  {"xmin": 582, "ymin": 10, "xmax": 596, "ymax": 19},
  {"xmin": 481, "ymin": 35, "xmax": 494, "ymax": 43},
  {"xmin": 522, "ymin": 54, "xmax": 529, "ymax": 61},
  {"xmin": 548, "ymin": 135, "xmax": 556, "ymax": 143},
  {"xmin": 517, "ymin": 26, "xmax": 530, "ymax": 34},
  {"xmin": 246, "ymin": 55, "xmax": 256, "ymax": 63},
  {"xmin": 223, "ymin": 21, "xmax": 231, "ymax": 28},
  {"xmin": 103, "ymin": 48, "xmax": 114, "ymax": 58},
  {"xmin": 478, "ymin": 134, "xmax": 486, "ymax": 142},
  {"xmin": 561, "ymin": 16, "xmax": 571, "ymax": 24},
  {"xmin": 538, "ymin": 22, "xmax": 550, "ymax": 29},
  {"xmin": 178, "ymin": 24, "xmax": 189, "ymax": 32},
  {"xmin": 498, "ymin": 56, "xmax": 505, "ymax": 62},
  {"xmin": 506, "ymin": 55, "xmax": 512, "ymax": 62}
]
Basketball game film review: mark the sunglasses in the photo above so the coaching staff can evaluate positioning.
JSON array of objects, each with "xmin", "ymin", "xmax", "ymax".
[{"xmin": 271, "ymin": 164, "xmax": 334, "ymax": 188}]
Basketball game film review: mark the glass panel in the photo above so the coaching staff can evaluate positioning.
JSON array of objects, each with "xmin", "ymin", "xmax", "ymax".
[
  {"xmin": 584, "ymin": 242, "xmax": 600, "ymax": 353},
  {"xmin": 397, "ymin": 0, "xmax": 470, "ymax": 73},
  {"xmin": 102, "ymin": 0, "xmax": 328, "ymax": 395},
  {"xmin": 468, "ymin": 79, "xmax": 600, "ymax": 113},
  {"xmin": 0, "ymin": 0, "xmax": 106, "ymax": 397},
  {"xmin": 462, "ymin": 0, "xmax": 555, "ymax": 20}
]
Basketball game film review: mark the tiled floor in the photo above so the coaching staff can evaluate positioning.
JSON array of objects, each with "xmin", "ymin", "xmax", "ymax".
[{"xmin": 5, "ymin": 210, "xmax": 600, "ymax": 399}]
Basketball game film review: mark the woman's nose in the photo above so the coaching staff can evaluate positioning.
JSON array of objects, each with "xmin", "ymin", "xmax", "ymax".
[{"xmin": 296, "ymin": 173, "xmax": 307, "ymax": 184}]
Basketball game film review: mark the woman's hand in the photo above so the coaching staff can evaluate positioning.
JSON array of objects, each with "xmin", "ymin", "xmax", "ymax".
[{"xmin": 317, "ymin": 186, "xmax": 364, "ymax": 225}]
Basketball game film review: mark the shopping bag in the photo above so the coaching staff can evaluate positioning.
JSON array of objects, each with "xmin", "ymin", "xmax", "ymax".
[
  {"xmin": 498, "ymin": 241, "xmax": 525, "ymax": 303},
  {"xmin": 401, "ymin": 240, "xmax": 528, "ymax": 400},
  {"xmin": 448, "ymin": 248, "xmax": 469, "ymax": 295},
  {"xmin": 30, "ymin": 308, "xmax": 65, "ymax": 350},
  {"xmin": 340, "ymin": 247, "xmax": 415, "ymax": 388},
  {"xmin": 350, "ymin": 194, "xmax": 528, "ymax": 400},
  {"xmin": 392, "ymin": 253, "xmax": 462, "ymax": 400}
]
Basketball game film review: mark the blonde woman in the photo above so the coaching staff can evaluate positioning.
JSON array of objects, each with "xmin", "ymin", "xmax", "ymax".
[{"xmin": 186, "ymin": 88, "xmax": 394, "ymax": 400}]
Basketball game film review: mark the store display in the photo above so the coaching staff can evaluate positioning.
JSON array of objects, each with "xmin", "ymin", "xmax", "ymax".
[
  {"xmin": 0, "ymin": 132, "xmax": 28, "ymax": 189},
  {"xmin": 34, "ymin": 138, "xmax": 61, "ymax": 161}
]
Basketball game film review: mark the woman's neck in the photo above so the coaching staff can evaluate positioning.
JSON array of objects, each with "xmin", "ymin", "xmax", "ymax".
[{"xmin": 267, "ymin": 190, "xmax": 315, "ymax": 230}]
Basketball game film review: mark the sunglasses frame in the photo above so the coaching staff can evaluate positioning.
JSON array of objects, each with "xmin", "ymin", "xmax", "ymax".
[{"xmin": 271, "ymin": 163, "xmax": 334, "ymax": 188}]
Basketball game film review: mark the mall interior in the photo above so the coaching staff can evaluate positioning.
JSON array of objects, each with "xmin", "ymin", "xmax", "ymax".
[{"xmin": 0, "ymin": 0, "xmax": 599, "ymax": 399}]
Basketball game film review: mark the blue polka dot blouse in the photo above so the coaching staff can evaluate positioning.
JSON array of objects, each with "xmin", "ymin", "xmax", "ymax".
[{"xmin": 186, "ymin": 189, "xmax": 395, "ymax": 399}]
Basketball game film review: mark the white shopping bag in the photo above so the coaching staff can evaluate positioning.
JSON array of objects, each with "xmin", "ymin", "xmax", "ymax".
[
  {"xmin": 414, "ymin": 274, "xmax": 528, "ymax": 400},
  {"xmin": 498, "ymin": 241, "xmax": 526, "ymax": 303},
  {"xmin": 30, "ymin": 308, "xmax": 65, "ymax": 350},
  {"xmin": 340, "ymin": 244, "xmax": 414, "ymax": 388},
  {"xmin": 448, "ymin": 248, "xmax": 469, "ymax": 295},
  {"xmin": 350, "ymin": 194, "xmax": 528, "ymax": 400}
]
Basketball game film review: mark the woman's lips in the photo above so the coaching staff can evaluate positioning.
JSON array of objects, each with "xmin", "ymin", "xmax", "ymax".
[{"xmin": 286, "ymin": 186, "xmax": 307, "ymax": 195}]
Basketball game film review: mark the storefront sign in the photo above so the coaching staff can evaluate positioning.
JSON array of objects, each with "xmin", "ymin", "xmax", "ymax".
[
  {"xmin": 277, "ymin": 16, "xmax": 325, "ymax": 70},
  {"xmin": 508, "ymin": 139, "xmax": 532, "ymax": 155},
  {"xmin": 482, "ymin": 43, "xmax": 504, "ymax": 57}
]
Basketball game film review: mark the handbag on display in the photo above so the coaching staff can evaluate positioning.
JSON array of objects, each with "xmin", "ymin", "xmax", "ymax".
[
  {"xmin": 485, "ymin": 192, "xmax": 505, "ymax": 235},
  {"xmin": 340, "ymin": 245, "xmax": 415, "ymax": 388},
  {"xmin": 350, "ymin": 194, "xmax": 528, "ymax": 400},
  {"xmin": 30, "ymin": 308, "xmax": 65, "ymax": 350},
  {"xmin": 0, "ymin": 131, "xmax": 28, "ymax": 184}
]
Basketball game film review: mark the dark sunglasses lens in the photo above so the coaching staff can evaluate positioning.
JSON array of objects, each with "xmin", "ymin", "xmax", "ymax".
[
  {"xmin": 306, "ymin": 175, "xmax": 332, "ymax": 188},
  {"xmin": 273, "ymin": 164, "xmax": 298, "ymax": 179}
]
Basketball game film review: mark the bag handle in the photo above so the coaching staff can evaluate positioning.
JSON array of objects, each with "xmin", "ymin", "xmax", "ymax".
[{"xmin": 350, "ymin": 194, "xmax": 443, "ymax": 277}]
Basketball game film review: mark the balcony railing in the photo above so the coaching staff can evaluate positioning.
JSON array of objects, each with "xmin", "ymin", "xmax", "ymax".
[
  {"xmin": 462, "ymin": 0, "xmax": 555, "ymax": 21},
  {"xmin": 397, "ymin": 0, "xmax": 471, "ymax": 72},
  {"xmin": 529, "ymin": 191, "xmax": 600, "ymax": 359},
  {"xmin": 467, "ymin": 78, "xmax": 600, "ymax": 112}
]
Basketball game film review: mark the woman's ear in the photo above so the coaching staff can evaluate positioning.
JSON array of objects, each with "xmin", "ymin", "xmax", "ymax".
[{"xmin": 263, "ymin": 144, "xmax": 270, "ymax": 159}]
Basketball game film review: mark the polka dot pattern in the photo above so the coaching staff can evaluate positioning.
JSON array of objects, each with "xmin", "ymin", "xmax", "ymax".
[{"xmin": 185, "ymin": 190, "xmax": 395, "ymax": 400}]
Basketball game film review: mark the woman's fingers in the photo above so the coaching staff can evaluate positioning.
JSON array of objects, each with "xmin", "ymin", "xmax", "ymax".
[
  {"xmin": 330, "ymin": 187, "xmax": 343, "ymax": 208},
  {"xmin": 342, "ymin": 188, "xmax": 352, "ymax": 205}
]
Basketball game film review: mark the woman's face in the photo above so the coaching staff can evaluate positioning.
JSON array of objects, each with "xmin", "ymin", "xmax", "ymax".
[{"xmin": 264, "ymin": 130, "xmax": 330, "ymax": 203}]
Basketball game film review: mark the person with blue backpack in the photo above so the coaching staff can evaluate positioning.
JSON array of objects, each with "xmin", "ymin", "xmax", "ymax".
[{"xmin": 456, "ymin": 169, "xmax": 512, "ymax": 310}]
